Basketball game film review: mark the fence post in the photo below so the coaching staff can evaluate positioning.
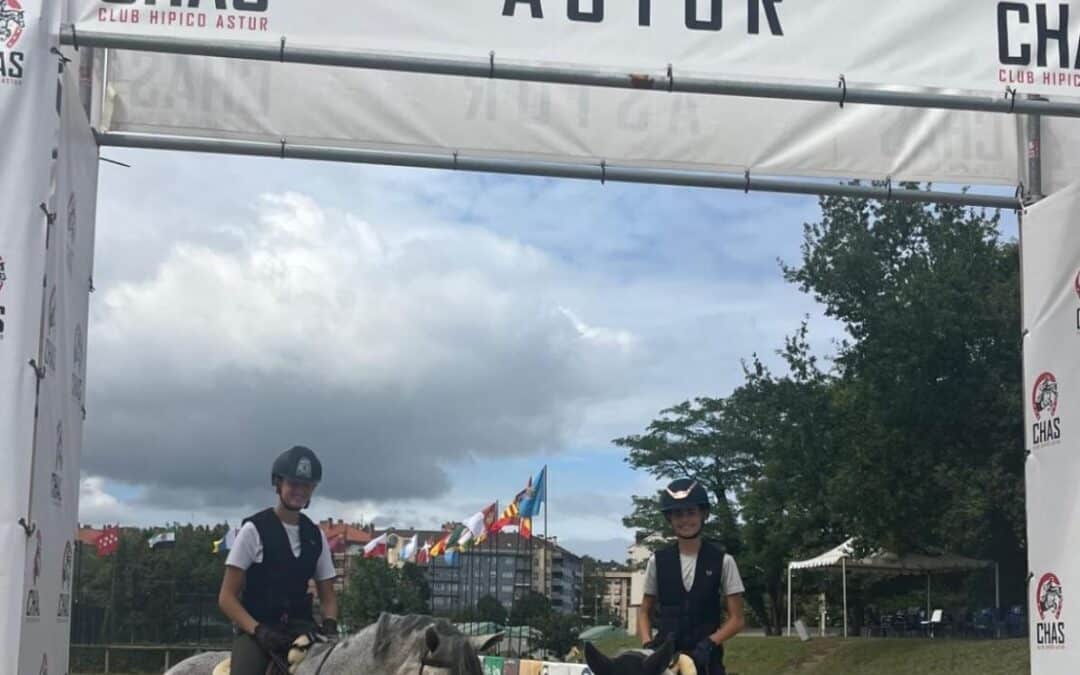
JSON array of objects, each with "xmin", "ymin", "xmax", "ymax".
[
  {"xmin": 104, "ymin": 647, "xmax": 110, "ymax": 673},
  {"xmin": 165, "ymin": 649, "xmax": 171, "ymax": 669}
]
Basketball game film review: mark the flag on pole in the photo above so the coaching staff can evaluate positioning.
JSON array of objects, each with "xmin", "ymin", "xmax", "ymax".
[
  {"xmin": 429, "ymin": 530, "xmax": 452, "ymax": 558},
  {"xmin": 400, "ymin": 534, "xmax": 419, "ymax": 562},
  {"xmin": 95, "ymin": 526, "xmax": 120, "ymax": 557},
  {"xmin": 212, "ymin": 527, "xmax": 240, "ymax": 554},
  {"xmin": 517, "ymin": 466, "xmax": 547, "ymax": 518},
  {"xmin": 364, "ymin": 532, "xmax": 389, "ymax": 559},
  {"xmin": 464, "ymin": 503, "xmax": 498, "ymax": 545},
  {"xmin": 148, "ymin": 531, "xmax": 177, "ymax": 550},
  {"xmin": 445, "ymin": 523, "xmax": 468, "ymax": 551},
  {"xmin": 519, "ymin": 517, "xmax": 533, "ymax": 539},
  {"xmin": 489, "ymin": 500, "xmax": 520, "ymax": 534},
  {"xmin": 416, "ymin": 540, "xmax": 431, "ymax": 565}
]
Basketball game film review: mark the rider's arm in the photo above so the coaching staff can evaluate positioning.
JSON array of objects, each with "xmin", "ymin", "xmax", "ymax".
[
  {"xmin": 219, "ymin": 565, "xmax": 259, "ymax": 635},
  {"xmin": 707, "ymin": 593, "xmax": 745, "ymax": 646},
  {"xmin": 316, "ymin": 578, "xmax": 338, "ymax": 623},
  {"xmin": 637, "ymin": 594, "xmax": 656, "ymax": 645}
]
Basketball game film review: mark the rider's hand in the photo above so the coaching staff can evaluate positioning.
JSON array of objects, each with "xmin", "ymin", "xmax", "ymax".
[
  {"xmin": 320, "ymin": 618, "xmax": 338, "ymax": 639},
  {"xmin": 690, "ymin": 637, "xmax": 718, "ymax": 674},
  {"xmin": 641, "ymin": 637, "xmax": 662, "ymax": 650},
  {"xmin": 254, "ymin": 622, "xmax": 294, "ymax": 654}
]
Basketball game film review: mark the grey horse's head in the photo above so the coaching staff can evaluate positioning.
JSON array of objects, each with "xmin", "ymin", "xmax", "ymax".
[{"xmin": 361, "ymin": 613, "xmax": 484, "ymax": 675}]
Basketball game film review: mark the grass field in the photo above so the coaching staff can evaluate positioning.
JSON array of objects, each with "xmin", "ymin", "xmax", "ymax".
[{"xmin": 590, "ymin": 634, "xmax": 1030, "ymax": 675}]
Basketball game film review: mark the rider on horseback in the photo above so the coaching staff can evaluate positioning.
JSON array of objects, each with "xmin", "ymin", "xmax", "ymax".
[
  {"xmin": 637, "ymin": 478, "xmax": 745, "ymax": 675},
  {"xmin": 218, "ymin": 446, "xmax": 339, "ymax": 675}
]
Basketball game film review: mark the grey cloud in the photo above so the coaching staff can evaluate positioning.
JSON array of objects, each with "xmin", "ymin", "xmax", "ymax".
[{"xmin": 83, "ymin": 192, "xmax": 636, "ymax": 508}]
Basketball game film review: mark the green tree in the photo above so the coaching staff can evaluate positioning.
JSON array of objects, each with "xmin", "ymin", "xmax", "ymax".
[
  {"xmin": 536, "ymin": 611, "xmax": 583, "ymax": 659},
  {"xmin": 476, "ymin": 594, "xmax": 508, "ymax": 625},
  {"xmin": 782, "ymin": 190, "xmax": 1024, "ymax": 597},
  {"xmin": 509, "ymin": 590, "xmax": 551, "ymax": 625},
  {"xmin": 341, "ymin": 558, "xmax": 430, "ymax": 628}
]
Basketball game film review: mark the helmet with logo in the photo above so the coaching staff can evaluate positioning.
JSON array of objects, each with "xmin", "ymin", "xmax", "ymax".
[
  {"xmin": 271, "ymin": 445, "xmax": 322, "ymax": 486},
  {"xmin": 659, "ymin": 478, "xmax": 710, "ymax": 514}
]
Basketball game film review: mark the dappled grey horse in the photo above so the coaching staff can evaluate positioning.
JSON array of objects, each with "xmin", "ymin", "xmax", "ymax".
[{"xmin": 165, "ymin": 613, "xmax": 493, "ymax": 675}]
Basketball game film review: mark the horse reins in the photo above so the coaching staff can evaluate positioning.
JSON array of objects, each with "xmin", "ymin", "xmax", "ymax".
[{"xmin": 312, "ymin": 638, "xmax": 343, "ymax": 675}]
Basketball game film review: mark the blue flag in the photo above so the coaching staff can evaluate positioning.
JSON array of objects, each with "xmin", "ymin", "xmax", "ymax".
[{"xmin": 517, "ymin": 466, "xmax": 546, "ymax": 518}]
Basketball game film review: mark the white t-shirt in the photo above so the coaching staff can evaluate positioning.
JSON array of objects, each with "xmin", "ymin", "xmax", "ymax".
[
  {"xmin": 643, "ymin": 550, "xmax": 745, "ymax": 597},
  {"xmin": 225, "ymin": 520, "xmax": 337, "ymax": 582}
]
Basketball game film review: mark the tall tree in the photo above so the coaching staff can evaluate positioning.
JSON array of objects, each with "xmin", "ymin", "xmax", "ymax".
[{"xmin": 782, "ymin": 191, "xmax": 1024, "ymax": 594}]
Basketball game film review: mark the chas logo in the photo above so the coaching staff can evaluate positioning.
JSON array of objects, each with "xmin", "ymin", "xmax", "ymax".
[
  {"xmin": 1036, "ymin": 572, "xmax": 1067, "ymax": 648},
  {"xmin": 1031, "ymin": 372, "xmax": 1062, "ymax": 446},
  {"xmin": 0, "ymin": 0, "xmax": 24, "ymax": 83},
  {"xmin": 0, "ymin": 0, "xmax": 23, "ymax": 49}
]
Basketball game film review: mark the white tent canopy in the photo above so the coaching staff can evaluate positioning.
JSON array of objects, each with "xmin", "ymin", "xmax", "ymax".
[{"xmin": 786, "ymin": 538, "xmax": 998, "ymax": 638}]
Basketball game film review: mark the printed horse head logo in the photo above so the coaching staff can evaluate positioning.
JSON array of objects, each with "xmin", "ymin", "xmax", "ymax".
[
  {"xmin": 1033, "ymin": 372, "xmax": 1059, "ymax": 420},
  {"xmin": 1038, "ymin": 573, "xmax": 1064, "ymax": 621},
  {"xmin": 0, "ymin": 0, "xmax": 25, "ymax": 49}
]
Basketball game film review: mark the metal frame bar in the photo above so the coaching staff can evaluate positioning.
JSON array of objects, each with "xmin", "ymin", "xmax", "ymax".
[
  {"xmin": 61, "ymin": 26, "xmax": 1080, "ymax": 119},
  {"xmin": 96, "ymin": 131, "xmax": 1022, "ymax": 209}
]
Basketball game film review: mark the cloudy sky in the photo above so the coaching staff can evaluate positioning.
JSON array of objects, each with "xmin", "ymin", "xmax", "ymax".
[{"xmin": 77, "ymin": 148, "xmax": 1015, "ymax": 561}]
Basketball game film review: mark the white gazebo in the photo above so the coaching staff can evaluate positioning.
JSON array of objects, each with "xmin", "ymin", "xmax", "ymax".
[{"xmin": 786, "ymin": 539, "xmax": 998, "ymax": 638}]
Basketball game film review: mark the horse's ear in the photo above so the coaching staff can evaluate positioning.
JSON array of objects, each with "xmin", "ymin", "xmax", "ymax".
[
  {"xmin": 583, "ymin": 642, "xmax": 613, "ymax": 675},
  {"xmin": 642, "ymin": 638, "xmax": 675, "ymax": 675},
  {"xmin": 467, "ymin": 632, "xmax": 504, "ymax": 654},
  {"xmin": 424, "ymin": 625, "xmax": 441, "ymax": 655}
]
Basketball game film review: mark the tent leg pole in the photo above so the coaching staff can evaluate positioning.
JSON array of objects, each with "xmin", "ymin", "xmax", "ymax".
[
  {"xmin": 787, "ymin": 566, "xmax": 792, "ymax": 638},
  {"xmin": 842, "ymin": 558, "xmax": 848, "ymax": 639},
  {"xmin": 927, "ymin": 574, "xmax": 932, "ymax": 638},
  {"xmin": 995, "ymin": 563, "xmax": 1000, "ymax": 610},
  {"xmin": 995, "ymin": 563, "xmax": 1001, "ymax": 639}
]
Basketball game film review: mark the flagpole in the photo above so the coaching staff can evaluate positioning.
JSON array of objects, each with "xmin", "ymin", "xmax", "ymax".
[{"xmin": 543, "ymin": 465, "xmax": 548, "ymax": 544}]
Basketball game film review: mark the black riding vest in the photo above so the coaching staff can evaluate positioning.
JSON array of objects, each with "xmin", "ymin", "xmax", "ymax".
[
  {"xmin": 240, "ymin": 509, "xmax": 322, "ymax": 625},
  {"xmin": 656, "ymin": 540, "xmax": 726, "ymax": 654}
]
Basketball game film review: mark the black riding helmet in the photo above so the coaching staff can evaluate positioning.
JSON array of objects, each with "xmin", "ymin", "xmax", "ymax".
[
  {"xmin": 271, "ymin": 445, "xmax": 323, "ymax": 486},
  {"xmin": 660, "ymin": 478, "xmax": 710, "ymax": 514}
]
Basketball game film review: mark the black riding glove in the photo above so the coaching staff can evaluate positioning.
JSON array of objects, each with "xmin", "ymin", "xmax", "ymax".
[
  {"xmin": 254, "ymin": 622, "xmax": 294, "ymax": 654},
  {"xmin": 642, "ymin": 637, "xmax": 663, "ymax": 650},
  {"xmin": 690, "ymin": 637, "xmax": 718, "ymax": 674},
  {"xmin": 320, "ymin": 618, "xmax": 338, "ymax": 639}
]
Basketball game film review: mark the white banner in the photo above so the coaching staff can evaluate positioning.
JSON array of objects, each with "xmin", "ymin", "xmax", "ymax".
[
  {"xmin": 17, "ymin": 63, "xmax": 98, "ymax": 675},
  {"xmin": 0, "ymin": 1, "xmax": 61, "ymax": 673},
  {"xmin": 98, "ymin": 50, "xmax": 1025, "ymax": 187},
  {"xmin": 1023, "ymin": 181, "xmax": 1080, "ymax": 674},
  {"xmin": 69, "ymin": 0, "xmax": 1080, "ymax": 99}
]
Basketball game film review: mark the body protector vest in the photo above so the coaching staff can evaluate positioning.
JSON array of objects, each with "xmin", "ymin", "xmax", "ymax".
[
  {"xmin": 655, "ymin": 540, "xmax": 727, "ymax": 656},
  {"xmin": 240, "ymin": 509, "xmax": 322, "ymax": 625}
]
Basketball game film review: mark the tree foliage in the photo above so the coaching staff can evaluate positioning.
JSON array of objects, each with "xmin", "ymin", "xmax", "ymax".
[
  {"xmin": 341, "ymin": 558, "xmax": 430, "ymax": 628},
  {"xmin": 476, "ymin": 594, "xmax": 508, "ymax": 625}
]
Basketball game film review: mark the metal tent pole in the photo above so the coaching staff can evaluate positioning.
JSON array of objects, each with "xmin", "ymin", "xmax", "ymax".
[
  {"xmin": 59, "ymin": 27, "xmax": 1080, "ymax": 120},
  {"xmin": 995, "ymin": 563, "xmax": 1001, "ymax": 611},
  {"xmin": 927, "ymin": 574, "xmax": 931, "ymax": 634},
  {"xmin": 841, "ymin": 558, "xmax": 848, "ymax": 639},
  {"xmin": 787, "ymin": 565, "xmax": 792, "ymax": 638},
  {"xmin": 95, "ymin": 132, "xmax": 1022, "ymax": 211}
]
